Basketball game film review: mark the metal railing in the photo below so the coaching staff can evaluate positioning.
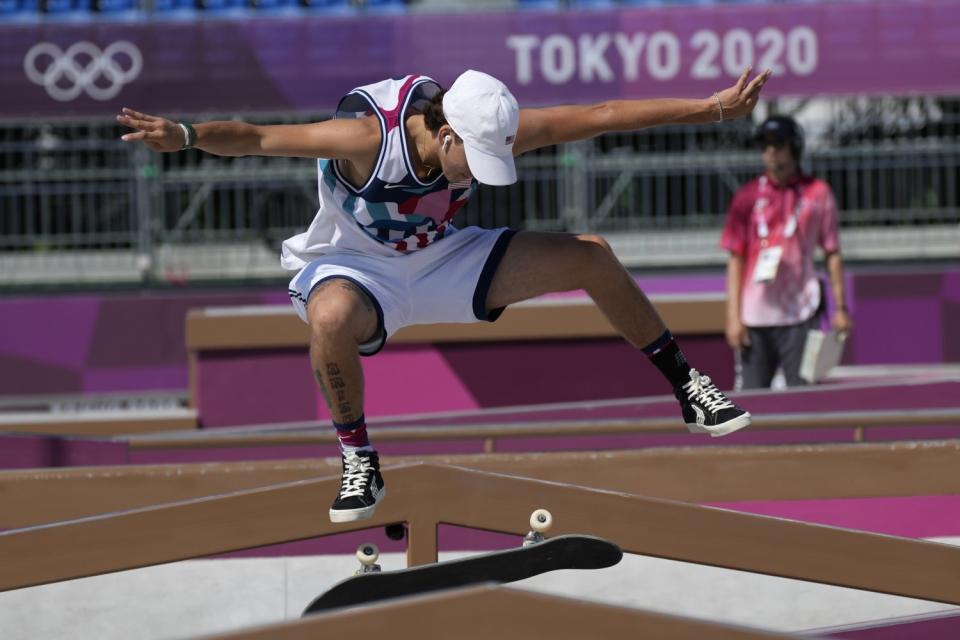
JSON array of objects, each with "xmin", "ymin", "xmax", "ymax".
[{"xmin": 1, "ymin": 96, "xmax": 958, "ymax": 287}]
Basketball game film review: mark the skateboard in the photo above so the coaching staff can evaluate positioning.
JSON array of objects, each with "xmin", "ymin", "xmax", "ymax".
[{"xmin": 302, "ymin": 508, "xmax": 622, "ymax": 616}]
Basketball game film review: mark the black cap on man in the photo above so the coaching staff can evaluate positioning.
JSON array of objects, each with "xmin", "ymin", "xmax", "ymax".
[{"xmin": 756, "ymin": 114, "xmax": 805, "ymax": 160}]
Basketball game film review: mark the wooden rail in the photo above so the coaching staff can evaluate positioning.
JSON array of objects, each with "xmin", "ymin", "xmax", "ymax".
[
  {"xmin": 123, "ymin": 407, "xmax": 960, "ymax": 451},
  {"xmin": 2, "ymin": 464, "xmax": 959, "ymax": 604},
  {"xmin": 0, "ymin": 408, "xmax": 197, "ymax": 436},
  {"xmin": 198, "ymin": 586, "xmax": 801, "ymax": 640},
  {"xmin": 4, "ymin": 440, "xmax": 960, "ymax": 529}
]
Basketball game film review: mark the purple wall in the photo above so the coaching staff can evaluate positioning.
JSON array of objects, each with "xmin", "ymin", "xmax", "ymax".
[
  {"xmin": 1, "ymin": 267, "xmax": 958, "ymax": 405},
  {"xmin": 195, "ymin": 335, "xmax": 734, "ymax": 427},
  {"xmin": 848, "ymin": 270, "xmax": 960, "ymax": 365},
  {"xmin": 0, "ymin": 434, "xmax": 128, "ymax": 468},
  {"xmin": 0, "ymin": 290, "xmax": 286, "ymax": 396}
]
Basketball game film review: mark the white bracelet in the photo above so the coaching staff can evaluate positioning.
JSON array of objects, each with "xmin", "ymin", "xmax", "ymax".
[
  {"xmin": 713, "ymin": 92, "xmax": 725, "ymax": 123},
  {"xmin": 177, "ymin": 122, "xmax": 191, "ymax": 149}
]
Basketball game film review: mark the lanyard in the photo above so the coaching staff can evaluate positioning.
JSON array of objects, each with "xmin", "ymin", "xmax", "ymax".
[{"xmin": 755, "ymin": 176, "xmax": 801, "ymax": 241}]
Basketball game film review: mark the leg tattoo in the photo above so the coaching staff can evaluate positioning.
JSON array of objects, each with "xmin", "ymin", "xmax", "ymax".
[{"xmin": 324, "ymin": 362, "xmax": 355, "ymax": 423}]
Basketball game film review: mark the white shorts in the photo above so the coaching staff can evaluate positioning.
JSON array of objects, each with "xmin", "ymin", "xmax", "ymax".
[{"xmin": 288, "ymin": 227, "xmax": 516, "ymax": 356}]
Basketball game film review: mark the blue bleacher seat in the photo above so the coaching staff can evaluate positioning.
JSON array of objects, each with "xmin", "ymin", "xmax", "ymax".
[
  {"xmin": 518, "ymin": 0, "xmax": 562, "ymax": 10},
  {"xmin": 0, "ymin": 0, "xmax": 40, "ymax": 21},
  {"xmin": 621, "ymin": 0, "xmax": 711, "ymax": 6},
  {"xmin": 363, "ymin": 0, "xmax": 404, "ymax": 13},
  {"xmin": 201, "ymin": 0, "xmax": 248, "ymax": 16},
  {"xmin": 569, "ymin": 0, "xmax": 616, "ymax": 8},
  {"xmin": 97, "ymin": 0, "xmax": 140, "ymax": 20},
  {"xmin": 43, "ymin": 0, "xmax": 93, "ymax": 20},
  {"xmin": 302, "ymin": 0, "xmax": 353, "ymax": 14},
  {"xmin": 152, "ymin": 0, "xmax": 197, "ymax": 18},
  {"xmin": 252, "ymin": 0, "xmax": 300, "ymax": 14}
]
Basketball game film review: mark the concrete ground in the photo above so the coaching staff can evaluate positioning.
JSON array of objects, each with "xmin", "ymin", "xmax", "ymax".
[{"xmin": 1, "ymin": 537, "xmax": 957, "ymax": 640}]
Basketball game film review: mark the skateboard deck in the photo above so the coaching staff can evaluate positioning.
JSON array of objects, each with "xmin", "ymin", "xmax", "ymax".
[{"xmin": 302, "ymin": 534, "xmax": 622, "ymax": 616}]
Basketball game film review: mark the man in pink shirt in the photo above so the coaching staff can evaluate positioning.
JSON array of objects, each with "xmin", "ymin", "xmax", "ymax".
[{"xmin": 721, "ymin": 115, "xmax": 853, "ymax": 389}]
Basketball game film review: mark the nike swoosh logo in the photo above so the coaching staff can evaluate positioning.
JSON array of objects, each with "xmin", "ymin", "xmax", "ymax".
[{"xmin": 383, "ymin": 184, "xmax": 411, "ymax": 189}]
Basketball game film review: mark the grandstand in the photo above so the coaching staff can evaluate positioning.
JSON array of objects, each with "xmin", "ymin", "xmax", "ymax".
[
  {"xmin": 0, "ymin": 0, "xmax": 921, "ymax": 23},
  {"xmin": 1, "ymin": 0, "xmax": 959, "ymax": 638}
]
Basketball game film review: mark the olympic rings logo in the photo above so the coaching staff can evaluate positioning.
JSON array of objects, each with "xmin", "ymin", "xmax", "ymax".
[{"xmin": 23, "ymin": 41, "xmax": 143, "ymax": 102}]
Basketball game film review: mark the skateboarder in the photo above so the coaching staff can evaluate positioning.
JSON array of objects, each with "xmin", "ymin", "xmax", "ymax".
[{"xmin": 118, "ymin": 67, "xmax": 769, "ymax": 523}]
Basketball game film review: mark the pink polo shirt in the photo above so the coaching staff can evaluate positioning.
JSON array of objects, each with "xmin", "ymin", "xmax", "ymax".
[{"xmin": 720, "ymin": 173, "xmax": 840, "ymax": 327}]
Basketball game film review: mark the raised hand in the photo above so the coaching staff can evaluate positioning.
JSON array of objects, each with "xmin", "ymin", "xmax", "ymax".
[
  {"xmin": 714, "ymin": 68, "xmax": 772, "ymax": 121},
  {"xmin": 117, "ymin": 107, "xmax": 188, "ymax": 152}
]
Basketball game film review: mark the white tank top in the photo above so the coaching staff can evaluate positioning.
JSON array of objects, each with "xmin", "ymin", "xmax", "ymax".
[{"xmin": 281, "ymin": 75, "xmax": 477, "ymax": 270}]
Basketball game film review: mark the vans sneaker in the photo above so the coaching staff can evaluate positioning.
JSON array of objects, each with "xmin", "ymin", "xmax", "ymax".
[
  {"xmin": 675, "ymin": 369, "xmax": 752, "ymax": 437},
  {"xmin": 329, "ymin": 449, "xmax": 386, "ymax": 523}
]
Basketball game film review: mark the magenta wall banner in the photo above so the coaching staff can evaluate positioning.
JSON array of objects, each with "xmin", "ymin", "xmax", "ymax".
[{"xmin": 0, "ymin": 1, "xmax": 957, "ymax": 118}]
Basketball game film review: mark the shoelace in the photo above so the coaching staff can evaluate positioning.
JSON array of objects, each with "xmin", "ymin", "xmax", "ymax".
[
  {"xmin": 339, "ymin": 452, "xmax": 373, "ymax": 499},
  {"xmin": 681, "ymin": 369, "xmax": 735, "ymax": 413}
]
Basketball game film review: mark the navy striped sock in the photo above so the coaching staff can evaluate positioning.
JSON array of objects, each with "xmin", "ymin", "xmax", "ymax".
[{"xmin": 642, "ymin": 330, "xmax": 692, "ymax": 388}]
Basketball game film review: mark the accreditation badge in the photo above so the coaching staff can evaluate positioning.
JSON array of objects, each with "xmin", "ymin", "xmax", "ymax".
[{"xmin": 752, "ymin": 246, "xmax": 784, "ymax": 283}]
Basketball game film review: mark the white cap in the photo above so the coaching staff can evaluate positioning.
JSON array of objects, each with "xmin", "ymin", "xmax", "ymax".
[{"xmin": 442, "ymin": 70, "xmax": 519, "ymax": 186}]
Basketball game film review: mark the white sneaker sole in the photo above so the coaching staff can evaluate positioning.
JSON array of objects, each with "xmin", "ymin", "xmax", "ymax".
[
  {"xmin": 329, "ymin": 486, "xmax": 386, "ymax": 523},
  {"xmin": 686, "ymin": 412, "xmax": 752, "ymax": 438}
]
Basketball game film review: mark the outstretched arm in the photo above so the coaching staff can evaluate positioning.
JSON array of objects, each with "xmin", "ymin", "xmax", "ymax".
[
  {"xmin": 513, "ymin": 68, "xmax": 771, "ymax": 155},
  {"xmin": 117, "ymin": 108, "xmax": 380, "ymax": 162}
]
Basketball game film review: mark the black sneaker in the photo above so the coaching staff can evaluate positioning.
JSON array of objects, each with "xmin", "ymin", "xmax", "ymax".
[
  {"xmin": 329, "ymin": 449, "xmax": 386, "ymax": 523},
  {"xmin": 674, "ymin": 368, "xmax": 752, "ymax": 437}
]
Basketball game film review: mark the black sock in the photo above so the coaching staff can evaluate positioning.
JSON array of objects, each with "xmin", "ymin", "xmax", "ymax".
[{"xmin": 642, "ymin": 330, "xmax": 692, "ymax": 388}]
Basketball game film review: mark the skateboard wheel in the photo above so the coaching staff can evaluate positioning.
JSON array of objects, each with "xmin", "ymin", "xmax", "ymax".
[
  {"xmin": 530, "ymin": 508, "xmax": 553, "ymax": 533},
  {"xmin": 357, "ymin": 543, "xmax": 380, "ymax": 566},
  {"xmin": 384, "ymin": 523, "xmax": 406, "ymax": 541}
]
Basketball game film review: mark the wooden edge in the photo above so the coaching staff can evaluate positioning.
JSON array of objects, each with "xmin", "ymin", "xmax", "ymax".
[
  {"xmin": 4, "ymin": 441, "xmax": 960, "ymax": 529},
  {"xmin": 2, "ymin": 463, "xmax": 959, "ymax": 605},
  {"xmin": 0, "ymin": 414, "xmax": 197, "ymax": 436},
  {"xmin": 188, "ymin": 351, "xmax": 198, "ymax": 409},
  {"xmin": 123, "ymin": 408, "xmax": 960, "ymax": 449},
  {"xmin": 2, "ymin": 405, "xmax": 954, "ymax": 443},
  {"xmin": 185, "ymin": 297, "xmax": 724, "ymax": 350},
  {"xmin": 197, "ymin": 585, "xmax": 800, "ymax": 640}
]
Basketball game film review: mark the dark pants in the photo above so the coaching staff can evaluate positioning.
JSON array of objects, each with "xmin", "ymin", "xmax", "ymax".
[{"xmin": 739, "ymin": 313, "xmax": 822, "ymax": 389}]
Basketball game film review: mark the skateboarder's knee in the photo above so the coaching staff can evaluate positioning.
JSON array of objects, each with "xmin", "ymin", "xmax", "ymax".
[
  {"xmin": 574, "ymin": 233, "xmax": 613, "ymax": 255},
  {"xmin": 567, "ymin": 234, "xmax": 619, "ymax": 285},
  {"xmin": 307, "ymin": 280, "xmax": 379, "ymax": 348}
]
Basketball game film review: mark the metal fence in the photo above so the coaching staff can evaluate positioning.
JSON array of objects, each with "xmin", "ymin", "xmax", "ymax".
[{"xmin": 1, "ymin": 96, "xmax": 958, "ymax": 287}]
